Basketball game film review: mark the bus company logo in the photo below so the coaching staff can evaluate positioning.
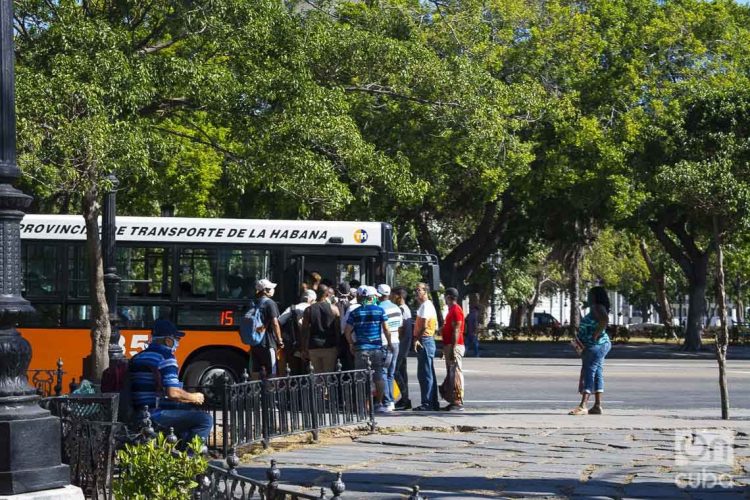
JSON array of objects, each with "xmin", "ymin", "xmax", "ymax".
[{"xmin": 353, "ymin": 229, "xmax": 368, "ymax": 244}]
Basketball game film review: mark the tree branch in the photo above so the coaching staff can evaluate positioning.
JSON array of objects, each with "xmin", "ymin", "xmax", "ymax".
[{"xmin": 343, "ymin": 84, "xmax": 460, "ymax": 107}]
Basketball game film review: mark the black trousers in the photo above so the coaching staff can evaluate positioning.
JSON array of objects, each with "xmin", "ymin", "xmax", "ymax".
[{"xmin": 394, "ymin": 331, "xmax": 411, "ymax": 402}]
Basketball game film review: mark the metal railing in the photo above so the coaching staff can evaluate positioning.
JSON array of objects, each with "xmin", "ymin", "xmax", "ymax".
[
  {"xmin": 27, "ymin": 357, "xmax": 66, "ymax": 397},
  {"xmin": 194, "ymin": 450, "xmax": 428, "ymax": 500},
  {"xmin": 211, "ymin": 360, "xmax": 375, "ymax": 456},
  {"xmin": 41, "ymin": 394, "xmax": 120, "ymax": 500}
]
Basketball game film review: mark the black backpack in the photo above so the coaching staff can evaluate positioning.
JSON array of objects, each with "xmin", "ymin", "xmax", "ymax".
[{"xmin": 282, "ymin": 307, "xmax": 301, "ymax": 350}]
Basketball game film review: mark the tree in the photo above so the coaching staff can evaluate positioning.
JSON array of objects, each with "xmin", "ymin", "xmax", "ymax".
[
  {"xmin": 627, "ymin": 0, "xmax": 750, "ymax": 351},
  {"xmin": 14, "ymin": 0, "xmax": 237, "ymax": 380}
]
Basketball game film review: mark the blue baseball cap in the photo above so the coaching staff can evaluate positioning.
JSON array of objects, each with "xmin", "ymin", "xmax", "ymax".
[{"xmin": 152, "ymin": 319, "xmax": 185, "ymax": 339}]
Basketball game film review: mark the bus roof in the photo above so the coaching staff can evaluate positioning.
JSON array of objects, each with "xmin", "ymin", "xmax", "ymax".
[{"xmin": 20, "ymin": 214, "xmax": 384, "ymax": 248}]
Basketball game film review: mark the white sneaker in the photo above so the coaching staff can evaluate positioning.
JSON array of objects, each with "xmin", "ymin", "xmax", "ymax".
[
  {"xmin": 387, "ymin": 402, "xmax": 396, "ymax": 411},
  {"xmin": 375, "ymin": 404, "xmax": 391, "ymax": 413}
]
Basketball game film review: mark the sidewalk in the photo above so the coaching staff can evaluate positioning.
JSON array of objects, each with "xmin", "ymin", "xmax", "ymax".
[
  {"xmin": 236, "ymin": 409, "xmax": 750, "ymax": 499},
  {"xmin": 460, "ymin": 341, "xmax": 750, "ymax": 360}
]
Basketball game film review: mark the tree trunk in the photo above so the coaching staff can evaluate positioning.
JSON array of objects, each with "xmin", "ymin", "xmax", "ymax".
[
  {"xmin": 509, "ymin": 305, "xmax": 524, "ymax": 329},
  {"xmin": 713, "ymin": 216, "xmax": 729, "ymax": 420},
  {"xmin": 649, "ymin": 219, "xmax": 710, "ymax": 352},
  {"xmin": 82, "ymin": 187, "xmax": 111, "ymax": 383},
  {"xmin": 684, "ymin": 253, "xmax": 709, "ymax": 352},
  {"xmin": 639, "ymin": 239, "xmax": 673, "ymax": 328},
  {"xmin": 568, "ymin": 252, "xmax": 581, "ymax": 330},
  {"xmin": 737, "ymin": 297, "xmax": 745, "ymax": 323}
]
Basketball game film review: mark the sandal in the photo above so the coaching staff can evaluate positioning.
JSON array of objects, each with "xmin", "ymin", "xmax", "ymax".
[{"xmin": 568, "ymin": 406, "xmax": 588, "ymax": 415}]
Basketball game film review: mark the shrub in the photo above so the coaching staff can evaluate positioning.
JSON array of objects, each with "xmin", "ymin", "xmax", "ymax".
[{"xmin": 113, "ymin": 433, "xmax": 208, "ymax": 500}]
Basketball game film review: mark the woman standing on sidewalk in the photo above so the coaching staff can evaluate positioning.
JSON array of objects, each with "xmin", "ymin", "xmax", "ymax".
[{"xmin": 569, "ymin": 286, "xmax": 611, "ymax": 415}]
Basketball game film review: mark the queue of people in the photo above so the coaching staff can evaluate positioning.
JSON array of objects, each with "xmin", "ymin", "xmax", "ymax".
[
  {"xmin": 124, "ymin": 278, "xmax": 613, "ymax": 447},
  {"xmin": 260, "ymin": 276, "xmax": 469, "ymax": 413}
]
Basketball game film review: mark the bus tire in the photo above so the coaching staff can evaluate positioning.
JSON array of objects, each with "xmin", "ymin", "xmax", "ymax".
[{"xmin": 182, "ymin": 349, "xmax": 248, "ymax": 394}]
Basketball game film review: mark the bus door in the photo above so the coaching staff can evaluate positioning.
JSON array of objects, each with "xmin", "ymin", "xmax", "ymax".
[
  {"xmin": 302, "ymin": 255, "xmax": 370, "ymax": 288},
  {"xmin": 282, "ymin": 255, "xmax": 305, "ymax": 306}
]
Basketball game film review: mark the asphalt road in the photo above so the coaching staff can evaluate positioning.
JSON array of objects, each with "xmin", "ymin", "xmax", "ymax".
[{"xmin": 403, "ymin": 356, "xmax": 750, "ymax": 411}]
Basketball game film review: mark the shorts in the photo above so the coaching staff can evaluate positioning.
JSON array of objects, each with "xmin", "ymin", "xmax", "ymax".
[
  {"xmin": 354, "ymin": 348, "xmax": 386, "ymax": 382},
  {"xmin": 251, "ymin": 346, "xmax": 277, "ymax": 377}
]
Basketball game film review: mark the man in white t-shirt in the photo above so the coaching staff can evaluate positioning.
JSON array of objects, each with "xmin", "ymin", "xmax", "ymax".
[
  {"xmin": 377, "ymin": 284, "xmax": 403, "ymax": 412},
  {"xmin": 278, "ymin": 289, "xmax": 316, "ymax": 375},
  {"xmin": 413, "ymin": 282, "xmax": 439, "ymax": 411}
]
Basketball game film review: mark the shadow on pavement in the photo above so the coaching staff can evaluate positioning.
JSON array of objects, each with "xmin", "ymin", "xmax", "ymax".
[{"xmin": 235, "ymin": 465, "xmax": 748, "ymax": 499}]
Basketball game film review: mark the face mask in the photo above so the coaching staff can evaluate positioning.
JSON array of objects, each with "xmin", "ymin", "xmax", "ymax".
[{"xmin": 170, "ymin": 338, "xmax": 180, "ymax": 354}]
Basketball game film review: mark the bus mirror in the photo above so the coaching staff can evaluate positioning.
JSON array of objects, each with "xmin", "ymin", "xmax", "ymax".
[{"xmin": 429, "ymin": 263, "xmax": 440, "ymax": 291}]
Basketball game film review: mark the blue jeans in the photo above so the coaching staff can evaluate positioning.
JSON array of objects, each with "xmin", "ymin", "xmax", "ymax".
[
  {"xmin": 465, "ymin": 334, "xmax": 480, "ymax": 357},
  {"xmin": 383, "ymin": 343, "xmax": 399, "ymax": 405},
  {"xmin": 416, "ymin": 336, "xmax": 438, "ymax": 409},
  {"xmin": 578, "ymin": 340, "xmax": 612, "ymax": 394},
  {"xmin": 153, "ymin": 407, "xmax": 213, "ymax": 444}
]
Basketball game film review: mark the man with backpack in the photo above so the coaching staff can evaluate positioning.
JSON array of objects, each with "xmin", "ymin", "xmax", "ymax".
[
  {"xmin": 279, "ymin": 289, "xmax": 316, "ymax": 375},
  {"xmin": 129, "ymin": 319, "xmax": 212, "ymax": 443},
  {"xmin": 245, "ymin": 279, "xmax": 284, "ymax": 379}
]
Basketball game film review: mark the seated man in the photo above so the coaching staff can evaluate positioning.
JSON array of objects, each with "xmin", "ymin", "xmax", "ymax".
[{"xmin": 129, "ymin": 319, "xmax": 212, "ymax": 444}]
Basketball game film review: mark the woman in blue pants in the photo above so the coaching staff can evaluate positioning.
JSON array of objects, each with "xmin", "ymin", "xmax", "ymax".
[{"xmin": 569, "ymin": 286, "xmax": 612, "ymax": 415}]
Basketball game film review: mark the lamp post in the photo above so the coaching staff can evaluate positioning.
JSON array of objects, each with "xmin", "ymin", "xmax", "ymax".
[
  {"xmin": 487, "ymin": 251, "xmax": 501, "ymax": 339},
  {"xmin": 0, "ymin": 0, "xmax": 72, "ymax": 493},
  {"xmin": 102, "ymin": 173, "xmax": 124, "ymax": 364}
]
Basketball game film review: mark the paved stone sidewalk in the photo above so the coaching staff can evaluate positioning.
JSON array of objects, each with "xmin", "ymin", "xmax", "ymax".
[{"xmin": 237, "ymin": 425, "xmax": 750, "ymax": 499}]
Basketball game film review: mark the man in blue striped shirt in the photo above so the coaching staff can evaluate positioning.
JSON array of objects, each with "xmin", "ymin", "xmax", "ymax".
[
  {"xmin": 344, "ymin": 286, "xmax": 393, "ymax": 410},
  {"xmin": 130, "ymin": 319, "xmax": 212, "ymax": 444}
]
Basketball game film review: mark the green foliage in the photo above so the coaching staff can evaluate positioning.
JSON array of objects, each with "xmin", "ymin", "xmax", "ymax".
[{"xmin": 113, "ymin": 434, "xmax": 208, "ymax": 500}]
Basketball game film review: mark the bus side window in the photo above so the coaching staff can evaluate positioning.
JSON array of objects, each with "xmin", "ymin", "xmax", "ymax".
[
  {"xmin": 67, "ymin": 245, "xmax": 89, "ymax": 298},
  {"xmin": 117, "ymin": 247, "xmax": 171, "ymax": 298},
  {"xmin": 217, "ymin": 248, "xmax": 270, "ymax": 300},
  {"xmin": 179, "ymin": 248, "xmax": 217, "ymax": 299},
  {"xmin": 22, "ymin": 243, "xmax": 60, "ymax": 296}
]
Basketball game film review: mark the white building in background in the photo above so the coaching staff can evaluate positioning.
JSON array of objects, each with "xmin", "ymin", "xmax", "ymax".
[{"xmin": 485, "ymin": 288, "xmax": 742, "ymax": 329}]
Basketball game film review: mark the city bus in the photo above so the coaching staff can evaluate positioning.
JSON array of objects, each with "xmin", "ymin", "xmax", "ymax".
[{"xmin": 19, "ymin": 214, "xmax": 439, "ymax": 390}]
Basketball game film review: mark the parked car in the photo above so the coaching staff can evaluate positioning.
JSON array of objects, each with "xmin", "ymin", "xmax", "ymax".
[
  {"xmin": 625, "ymin": 322, "xmax": 663, "ymax": 333},
  {"xmin": 533, "ymin": 312, "xmax": 560, "ymax": 327}
]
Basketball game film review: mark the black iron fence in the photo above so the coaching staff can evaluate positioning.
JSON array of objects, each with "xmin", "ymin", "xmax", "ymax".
[
  {"xmin": 212, "ymin": 361, "xmax": 375, "ymax": 456},
  {"xmin": 27, "ymin": 357, "xmax": 65, "ymax": 397},
  {"xmin": 193, "ymin": 451, "xmax": 427, "ymax": 500},
  {"xmin": 41, "ymin": 394, "xmax": 120, "ymax": 500}
]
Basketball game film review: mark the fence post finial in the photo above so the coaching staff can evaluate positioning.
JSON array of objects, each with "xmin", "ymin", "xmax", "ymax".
[
  {"xmin": 336, "ymin": 359, "xmax": 342, "ymax": 372},
  {"xmin": 267, "ymin": 458, "xmax": 281, "ymax": 494},
  {"xmin": 166, "ymin": 426, "xmax": 178, "ymax": 445},
  {"xmin": 408, "ymin": 485, "xmax": 424, "ymax": 500},
  {"xmin": 227, "ymin": 447, "xmax": 240, "ymax": 474},
  {"xmin": 139, "ymin": 405, "xmax": 156, "ymax": 442},
  {"xmin": 331, "ymin": 472, "xmax": 346, "ymax": 499},
  {"xmin": 54, "ymin": 357, "xmax": 64, "ymax": 396},
  {"xmin": 242, "ymin": 369, "xmax": 250, "ymax": 382},
  {"xmin": 308, "ymin": 361, "xmax": 315, "ymax": 374}
]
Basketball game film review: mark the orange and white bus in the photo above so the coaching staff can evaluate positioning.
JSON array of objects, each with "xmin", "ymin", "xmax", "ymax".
[{"xmin": 19, "ymin": 214, "xmax": 438, "ymax": 389}]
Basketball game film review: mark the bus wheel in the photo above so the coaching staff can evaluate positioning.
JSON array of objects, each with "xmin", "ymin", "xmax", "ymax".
[{"xmin": 182, "ymin": 350, "xmax": 247, "ymax": 407}]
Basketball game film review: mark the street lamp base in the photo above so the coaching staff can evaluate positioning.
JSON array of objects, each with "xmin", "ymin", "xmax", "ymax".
[
  {"xmin": 0, "ymin": 484, "xmax": 83, "ymax": 500},
  {"xmin": 0, "ymin": 417, "xmax": 71, "ymax": 495}
]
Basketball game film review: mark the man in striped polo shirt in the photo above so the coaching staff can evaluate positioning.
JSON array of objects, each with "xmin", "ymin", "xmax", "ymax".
[
  {"xmin": 344, "ymin": 286, "xmax": 393, "ymax": 412},
  {"xmin": 377, "ymin": 284, "xmax": 403, "ymax": 412},
  {"xmin": 130, "ymin": 319, "xmax": 212, "ymax": 444}
]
